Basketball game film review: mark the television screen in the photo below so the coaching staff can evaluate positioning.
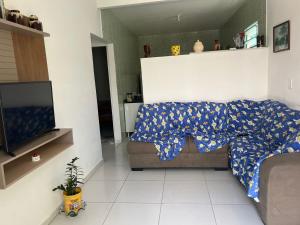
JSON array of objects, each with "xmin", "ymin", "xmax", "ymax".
[{"xmin": 0, "ymin": 81, "xmax": 56, "ymax": 154}]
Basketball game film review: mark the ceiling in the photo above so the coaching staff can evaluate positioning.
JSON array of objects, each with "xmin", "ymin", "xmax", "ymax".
[{"xmin": 105, "ymin": 0, "xmax": 247, "ymax": 36}]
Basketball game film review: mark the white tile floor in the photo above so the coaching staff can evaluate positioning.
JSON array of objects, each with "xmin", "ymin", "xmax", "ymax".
[{"xmin": 50, "ymin": 140, "xmax": 264, "ymax": 225}]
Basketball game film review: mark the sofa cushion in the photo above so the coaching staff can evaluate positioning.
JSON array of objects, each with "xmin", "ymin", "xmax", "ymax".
[
  {"xmin": 131, "ymin": 103, "xmax": 174, "ymax": 139},
  {"xmin": 229, "ymin": 135, "xmax": 270, "ymax": 189},
  {"xmin": 191, "ymin": 102, "xmax": 228, "ymax": 135},
  {"xmin": 169, "ymin": 102, "xmax": 194, "ymax": 133},
  {"xmin": 129, "ymin": 133, "xmax": 188, "ymax": 161},
  {"xmin": 227, "ymin": 100, "xmax": 264, "ymax": 135},
  {"xmin": 260, "ymin": 100, "xmax": 300, "ymax": 150},
  {"xmin": 192, "ymin": 133, "xmax": 229, "ymax": 153},
  {"xmin": 247, "ymin": 132, "xmax": 300, "ymax": 201},
  {"xmin": 282, "ymin": 131, "xmax": 300, "ymax": 153}
]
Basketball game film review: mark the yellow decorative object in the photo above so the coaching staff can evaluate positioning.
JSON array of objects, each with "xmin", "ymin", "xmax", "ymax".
[
  {"xmin": 63, "ymin": 187, "xmax": 83, "ymax": 217},
  {"xmin": 171, "ymin": 45, "xmax": 181, "ymax": 56}
]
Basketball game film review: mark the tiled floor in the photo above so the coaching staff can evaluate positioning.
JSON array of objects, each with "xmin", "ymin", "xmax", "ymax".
[{"xmin": 50, "ymin": 140, "xmax": 263, "ymax": 225}]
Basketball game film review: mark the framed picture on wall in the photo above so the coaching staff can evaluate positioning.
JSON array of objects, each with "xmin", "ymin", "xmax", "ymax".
[
  {"xmin": 273, "ymin": 20, "xmax": 290, "ymax": 53},
  {"xmin": 0, "ymin": 0, "xmax": 5, "ymax": 19}
]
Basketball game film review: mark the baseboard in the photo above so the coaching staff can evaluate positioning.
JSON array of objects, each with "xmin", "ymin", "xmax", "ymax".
[
  {"xmin": 115, "ymin": 139, "xmax": 122, "ymax": 144},
  {"xmin": 41, "ymin": 204, "xmax": 62, "ymax": 225},
  {"xmin": 41, "ymin": 160, "xmax": 104, "ymax": 225},
  {"xmin": 84, "ymin": 159, "xmax": 104, "ymax": 183}
]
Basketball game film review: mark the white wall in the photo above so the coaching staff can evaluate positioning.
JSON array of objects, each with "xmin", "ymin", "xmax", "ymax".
[
  {"xmin": 142, "ymin": 48, "xmax": 269, "ymax": 103},
  {"xmin": 101, "ymin": 10, "xmax": 141, "ymax": 134},
  {"xmin": 267, "ymin": 0, "xmax": 300, "ymax": 109},
  {"xmin": 0, "ymin": 1, "xmax": 103, "ymax": 225},
  {"xmin": 97, "ymin": 0, "xmax": 175, "ymax": 8}
]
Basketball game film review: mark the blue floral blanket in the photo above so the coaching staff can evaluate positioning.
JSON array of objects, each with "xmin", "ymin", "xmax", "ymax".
[
  {"xmin": 130, "ymin": 102, "xmax": 228, "ymax": 160},
  {"xmin": 228, "ymin": 100, "xmax": 300, "ymax": 201},
  {"xmin": 130, "ymin": 100, "xmax": 300, "ymax": 202}
]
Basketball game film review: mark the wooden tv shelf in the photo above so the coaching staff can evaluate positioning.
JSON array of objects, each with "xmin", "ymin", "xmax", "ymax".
[
  {"xmin": 0, "ymin": 18, "xmax": 50, "ymax": 37},
  {"xmin": 0, "ymin": 128, "xmax": 73, "ymax": 189}
]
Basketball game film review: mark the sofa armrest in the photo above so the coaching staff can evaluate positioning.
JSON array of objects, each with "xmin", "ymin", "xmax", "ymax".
[{"xmin": 258, "ymin": 153, "xmax": 300, "ymax": 225}]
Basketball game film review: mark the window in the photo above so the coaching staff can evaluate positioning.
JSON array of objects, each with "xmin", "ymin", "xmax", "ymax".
[{"xmin": 244, "ymin": 22, "xmax": 258, "ymax": 48}]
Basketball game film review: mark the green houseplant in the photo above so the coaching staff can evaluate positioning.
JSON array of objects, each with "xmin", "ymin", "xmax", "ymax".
[{"xmin": 53, "ymin": 157, "xmax": 85, "ymax": 217}]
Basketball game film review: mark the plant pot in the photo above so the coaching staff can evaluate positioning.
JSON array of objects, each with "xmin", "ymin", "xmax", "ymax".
[{"xmin": 63, "ymin": 187, "xmax": 83, "ymax": 217}]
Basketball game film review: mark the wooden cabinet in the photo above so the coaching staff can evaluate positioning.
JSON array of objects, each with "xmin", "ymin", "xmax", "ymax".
[
  {"xmin": 0, "ymin": 18, "xmax": 50, "ymax": 82},
  {"xmin": 0, "ymin": 129, "xmax": 73, "ymax": 189},
  {"xmin": 0, "ymin": 19, "xmax": 74, "ymax": 189}
]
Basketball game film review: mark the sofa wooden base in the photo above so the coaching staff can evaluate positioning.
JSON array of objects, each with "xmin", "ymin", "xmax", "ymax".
[{"xmin": 127, "ymin": 137, "xmax": 229, "ymax": 169}]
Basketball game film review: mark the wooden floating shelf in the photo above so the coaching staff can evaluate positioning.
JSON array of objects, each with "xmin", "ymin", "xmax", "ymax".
[
  {"xmin": 0, "ymin": 18, "xmax": 50, "ymax": 37},
  {"xmin": 0, "ymin": 129, "xmax": 73, "ymax": 189}
]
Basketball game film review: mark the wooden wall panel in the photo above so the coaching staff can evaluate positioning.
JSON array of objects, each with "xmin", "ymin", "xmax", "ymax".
[
  {"xmin": 0, "ymin": 30, "xmax": 18, "ymax": 82},
  {"xmin": 12, "ymin": 32, "xmax": 49, "ymax": 81}
]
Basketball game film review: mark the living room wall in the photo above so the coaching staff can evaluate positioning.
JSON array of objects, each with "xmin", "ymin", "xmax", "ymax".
[
  {"xmin": 141, "ymin": 48, "xmax": 268, "ymax": 103},
  {"xmin": 220, "ymin": 0, "xmax": 266, "ymax": 49},
  {"xmin": 138, "ymin": 30, "xmax": 220, "ymax": 57},
  {"xmin": 267, "ymin": 0, "xmax": 300, "ymax": 109},
  {"xmin": 0, "ymin": 0, "xmax": 103, "ymax": 225},
  {"xmin": 101, "ymin": 10, "xmax": 141, "ymax": 132}
]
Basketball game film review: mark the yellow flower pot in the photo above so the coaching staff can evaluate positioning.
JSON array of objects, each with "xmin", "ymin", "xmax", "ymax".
[
  {"xmin": 63, "ymin": 187, "xmax": 83, "ymax": 217},
  {"xmin": 171, "ymin": 45, "xmax": 181, "ymax": 56}
]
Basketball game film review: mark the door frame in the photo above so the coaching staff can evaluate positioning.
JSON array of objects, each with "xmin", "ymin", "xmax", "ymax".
[{"xmin": 91, "ymin": 33, "xmax": 122, "ymax": 144}]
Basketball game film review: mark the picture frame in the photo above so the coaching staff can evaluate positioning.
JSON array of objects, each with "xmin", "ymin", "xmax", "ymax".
[
  {"xmin": 0, "ymin": 0, "xmax": 5, "ymax": 19},
  {"xmin": 273, "ymin": 20, "xmax": 290, "ymax": 53}
]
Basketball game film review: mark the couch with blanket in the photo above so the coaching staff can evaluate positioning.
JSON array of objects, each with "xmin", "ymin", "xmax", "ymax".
[
  {"xmin": 228, "ymin": 100, "xmax": 300, "ymax": 225},
  {"xmin": 128, "ymin": 100, "xmax": 300, "ymax": 225},
  {"xmin": 128, "ymin": 102, "xmax": 230, "ymax": 169}
]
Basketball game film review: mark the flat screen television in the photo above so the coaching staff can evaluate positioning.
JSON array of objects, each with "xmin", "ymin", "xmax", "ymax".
[{"xmin": 0, "ymin": 81, "xmax": 56, "ymax": 155}]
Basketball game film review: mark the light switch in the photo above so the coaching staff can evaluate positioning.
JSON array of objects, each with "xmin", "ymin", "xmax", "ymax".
[{"xmin": 288, "ymin": 79, "xmax": 293, "ymax": 90}]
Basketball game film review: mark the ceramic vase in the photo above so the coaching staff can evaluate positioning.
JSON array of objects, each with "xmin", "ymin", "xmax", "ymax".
[
  {"xmin": 193, "ymin": 40, "xmax": 204, "ymax": 53},
  {"xmin": 171, "ymin": 45, "xmax": 181, "ymax": 56},
  {"xmin": 144, "ymin": 44, "xmax": 151, "ymax": 58}
]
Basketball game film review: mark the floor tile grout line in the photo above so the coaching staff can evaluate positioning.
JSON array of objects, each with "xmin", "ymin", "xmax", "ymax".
[
  {"xmin": 113, "ymin": 174, "xmax": 129, "ymax": 203},
  {"xmin": 204, "ymin": 174, "xmax": 218, "ymax": 225},
  {"xmin": 100, "ymin": 203, "xmax": 114, "ymax": 225},
  {"xmin": 84, "ymin": 201, "xmax": 252, "ymax": 205},
  {"xmin": 157, "ymin": 169, "xmax": 166, "ymax": 225},
  {"xmin": 84, "ymin": 200, "xmax": 252, "ymax": 206},
  {"xmin": 101, "ymin": 146, "xmax": 130, "ymax": 225}
]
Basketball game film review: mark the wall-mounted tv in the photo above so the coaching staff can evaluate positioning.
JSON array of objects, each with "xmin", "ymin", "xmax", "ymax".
[{"xmin": 0, "ymin": 81, "xmax": 56, "ymax": 155}]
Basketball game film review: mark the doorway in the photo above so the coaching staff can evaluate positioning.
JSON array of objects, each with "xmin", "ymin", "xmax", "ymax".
[
  {"xmin": 90, "ymin": 34, "xmax": 122, "ymax": 144},
  {"xmin": 92, "ymin": 47, "xmax": 114, "ymax": 141}
]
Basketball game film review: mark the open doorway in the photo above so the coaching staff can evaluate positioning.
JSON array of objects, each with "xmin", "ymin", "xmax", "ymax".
[
  {"xmin": 92, "ymin": 47, "xmax": 113, "ymax": 141},
  {"xmin": 90, "ymin": 34, "xmax": 122, "ymax": 144}
]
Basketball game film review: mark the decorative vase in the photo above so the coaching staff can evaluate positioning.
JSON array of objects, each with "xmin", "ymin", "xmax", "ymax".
[
  {"xmin": 233, "ymin": 32, "xmax": 245, "ymax": 49},
  {"xmin": 193, "ymin": 40, "xmax": 204, "ymax": 53},
  {"xmin": 7, "ymin": 10, "xmax": 22, "ymax": 24},
  {"xmin": 171, "ymin": 45, "xmax": 181, "ymax": 56},
  {"xmin": 63, "ymin": 187, "xmax": 83, "ymax": 217},
  {"xmin": 214, "ymin": 40, "xmax": 221, "ymax": 51},
  {"xmin": 144, "ymin": 44, "xmax": 151, "ymax": 58},
  {"xmin": 29, "ymin": 15, "xmax": 43, "ymax": 31}
]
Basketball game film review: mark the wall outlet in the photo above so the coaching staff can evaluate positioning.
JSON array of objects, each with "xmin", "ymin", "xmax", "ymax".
[{"xmin": 288, "ymin": 79, "xmax": 293, "ymax": 90}]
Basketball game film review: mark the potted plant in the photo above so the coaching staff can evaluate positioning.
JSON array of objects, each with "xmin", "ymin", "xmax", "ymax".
[{"xmin": 53, "ymin": 157, "xmax": 85, "ymax": 217}]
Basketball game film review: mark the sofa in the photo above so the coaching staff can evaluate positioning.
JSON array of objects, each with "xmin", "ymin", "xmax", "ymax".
[
  {"xmin": 129, "ymin": 102, "xmax": 230, "ymax": 169},
  {"xmin": 128, "ymin": 137, "xmax": 229, "ymax": 169},
  {"xmin": 128, "ymin": 100, "xmax": 300, "ymax": 225}
]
